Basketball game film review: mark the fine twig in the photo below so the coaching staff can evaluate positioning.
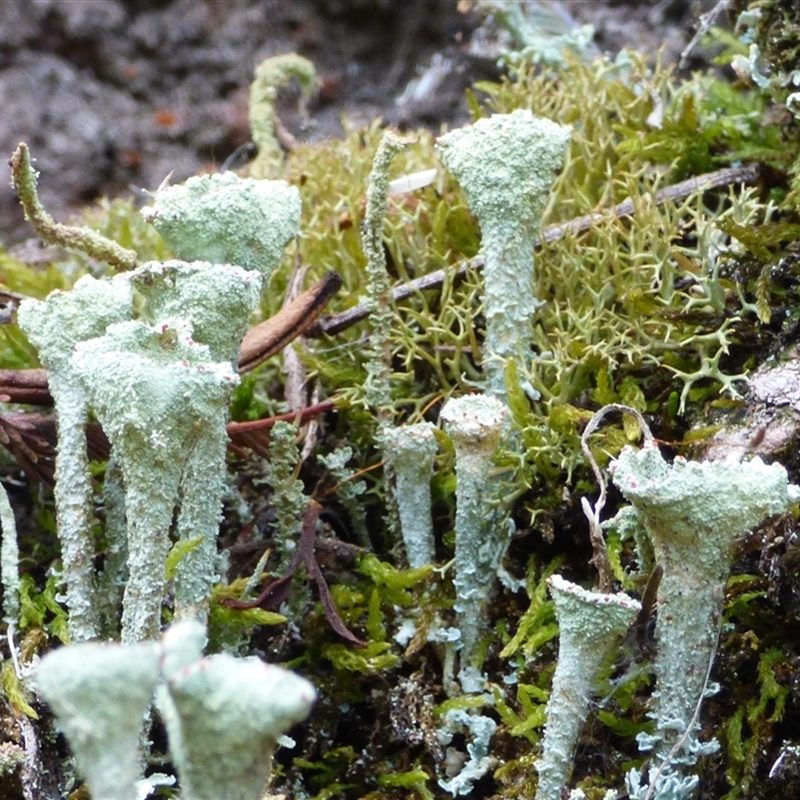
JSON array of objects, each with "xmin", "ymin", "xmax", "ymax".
[
  {"xmin": 309, "ymin": 163, "xmax": 761, "ymax": 338},
  {"xmin": 579, "ymin": 403, "xmax": 654, "ymax": 592}
]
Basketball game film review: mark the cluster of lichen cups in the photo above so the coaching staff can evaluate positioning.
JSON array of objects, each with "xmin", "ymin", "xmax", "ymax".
[
  {"xmin": 9, "ymin": 83, "xmax": 797, "ymax": 800},
  {"xmin": 10, "ymin": 143, "xmax": 315, "ymax": 798}
]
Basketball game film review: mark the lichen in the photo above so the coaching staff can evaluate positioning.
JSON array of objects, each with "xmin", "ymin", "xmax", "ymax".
[
  {"xmin": 142, "ymin": 172, "xmax": 301, "ymax": 278},
  {"xmin": 5, "ymin": 26, "xmax": 800, "ymax": 800},
  {"xmin": 437, "ymin": 110, "xmax": 571, "ymax": 400}
]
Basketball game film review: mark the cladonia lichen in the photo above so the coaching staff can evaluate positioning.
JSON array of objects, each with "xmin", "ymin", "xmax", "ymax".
[
  {"xmin": 72, "ymin": 320, "xmax": 238, "ymax": 642},
  {"xmin": 437, "ymin": 110, "xmax": 571, "ymax": 400},
  {"xmin": 382, "ymin": 422, "xmax": 438, "ymax": 569},
  {"xmin": 36, "ymin": 620, "xmax": 316, "ymax": 800},
  {"xmin": 535, "ymin": 575, "xmax": 640, "ymax": 800},
  {"xmin": 440, "ymin": 393, "xmax": 509, "ymax": 689},
  {"xmin": 609, "ymin": 443, "xmax": 800, "ymax": 797},
  {"xmin": 141, "ymin": 171, "xmax": 301, "ymax": 278},
  {"xmin": 17, "ymin": 275, "xmax": 132, "ymax": 642}
]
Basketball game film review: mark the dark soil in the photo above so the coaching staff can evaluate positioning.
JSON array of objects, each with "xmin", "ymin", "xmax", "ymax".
[{"xmin": 0, "ymin": 0, "xmax": 722, "ymax": 247}]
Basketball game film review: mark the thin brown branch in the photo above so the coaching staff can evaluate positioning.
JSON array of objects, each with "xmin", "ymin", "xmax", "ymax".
[
  {"xmin": 0, "ymin": 369, "xmax": 51, "ymax": 404},
  {"xmin": 227, "ymin": 400, "xmax": 335, "ymax": 458},
  {"xmin": 219, "ymin": 498, "xmax": 366, "ymax": 647}
]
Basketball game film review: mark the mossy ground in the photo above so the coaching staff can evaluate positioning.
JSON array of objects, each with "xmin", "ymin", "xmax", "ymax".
[{"xmin": 3, "ymin": 27, "xmax": 800, "ymax": 800}]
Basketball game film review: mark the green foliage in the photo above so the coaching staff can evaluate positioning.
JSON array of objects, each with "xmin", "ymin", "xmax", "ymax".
[
  {"xmin": 358, "ymin": 553, "xmax": 433, "ymax": 608},
  {"xmin": 377, "ymin": 767, "xmax": 435, "ymax": 799},
  {"xmin": 207, "ymin": 578, "xmax": 287, "ymax": 652},
  {"xmin": 18, "ymin": 573, "xmax": 70, "ymax": 645},
  {"xmin": 294, "ymin": 746, "xmax": 359, "ymax": 798},
  {"xmin": 1, "ymin": 661, "xmax": 38, "ymax": 719},
  {"xmin": 499, "ymin": 556, "xmax": 561, "ymax": 661},
  {"xmin": 228, "ymin": 371, "xmax": 274, "ymax": 422},
  {"xmin": 320, "ymin": 640, "xmax": 399, "ymax": 675},
  {"xmin": 493, "ymin": 681, "xmax": 548, "ymax": 744},
  {"xmin": 164, "ymin": 536, "xmax": 203, "ymax": 581}
]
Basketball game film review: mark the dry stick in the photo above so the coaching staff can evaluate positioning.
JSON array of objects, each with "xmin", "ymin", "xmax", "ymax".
[
  {"xmin": 237, "ymin": 270, "xmax": 343, "ymax": 372},
  {"xmin": 310, "ymin": 163, "xmax": 761, "ymax": 338}
]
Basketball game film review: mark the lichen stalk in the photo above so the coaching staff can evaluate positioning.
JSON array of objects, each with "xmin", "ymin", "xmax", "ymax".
[
  {"xmin": 72, "ymin": 320, "xmax": 238, "ymax": 643},
  {"xmin": 172, "ymin": 428, "xmax": 229, "ymax": 622},
  {"xmin": 610, "ymin": 444, "xmax": 800, "ymax": 763},
  {"xmin": 160, "ymin": 632, "xmax": 316, "ymax": 800},
  {"xmin": 436, "ymin": 111, "xmax": 571, "ymax": 400},
  {"xmin": 535, "ymin": 575, "xmax": 640, "ymax": 800},
  {"xmin": 0, "ymin": 481, "xmax": 20, "ymax": 626},
  {"xmin": 382, "ymin": 422, "xmax": 438, "ymax": 568},
  {"xmin": 440, "ymin": 394, "xmax": 509, "ymax": 685},
  {"xmin": 17, "ymin": 275, "xmax": 132, "ymax": 642},
  {"xmin": 95, "ymin": 456, "xmax": 127, "ymax": 637},
  {"xmin": 248, "ymin": 54, "xmax": 318, "ymax": 178},
  {"xmin": 362, "ymin": 131, "xmax": 409, "ymax": 423},
  {"xmin": 10, "ymin": 142, "xmax": 137, "ymax": 271},
  {"xmin": 48, "ymin": 375, "xmax": 100, "ymax": 640}
]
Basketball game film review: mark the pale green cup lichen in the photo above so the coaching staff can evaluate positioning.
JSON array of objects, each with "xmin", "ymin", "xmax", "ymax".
[
  {"xmin": 36, "ymin": 638, "xmax": 161, "ymax": 800},
  {"xmin": 17, "ymin": 274, "xmax": 133, "ymax": 642},
  {"xmin": 71, "ymin": 319, "xmax": 238, "ymax": 643},
  {"xmin": 159, "ymin": 622, "xmax": 317, "ymax": 800},
  {"xmin": 382, "ymin": 422, "xmax": 439, "ymax": 569},
  {"xmin": 141, "ymin": 171, "xmax": 301, "ymax": 278},
  {"xmin": 609, "ymin": 443, "xmax": 800, "ymax": 796},
  {"xmin": 535, "ymin": 575, "xmax": 640, "ymax": 800},
  {"xmin": 440, "ymin": 393, "xmax": 509, "ymax": 689},
  {"xmin": 436, "ymin": 110, "xmax": 571, "ymax": 400},
  {"xmin": 37, "ymin": 620, "xmax": 316, "ymax": 800}
]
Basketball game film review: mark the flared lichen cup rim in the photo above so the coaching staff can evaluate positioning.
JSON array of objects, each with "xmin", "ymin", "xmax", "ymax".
[{"xmin": 547, "ymin": 574, "xmax": 641, "ymax": 643}]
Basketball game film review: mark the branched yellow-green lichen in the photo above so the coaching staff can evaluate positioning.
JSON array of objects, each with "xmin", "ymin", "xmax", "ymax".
[{"xmin": 272, "ymin": 51, "xmax": 788, "ymax": 524}]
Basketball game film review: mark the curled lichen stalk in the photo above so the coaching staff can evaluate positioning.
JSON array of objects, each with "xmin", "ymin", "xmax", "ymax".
[
  {"xmin": 10, "ymin": 143, "xmax": 137, "ymax": 271},
  {"xmin": 248, "ymin": 54, "xmax": 318, "ymax": 179}
]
